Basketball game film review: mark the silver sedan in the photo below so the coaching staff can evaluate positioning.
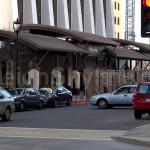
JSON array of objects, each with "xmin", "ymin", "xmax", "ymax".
[{"xmin": 89, "ymin": 85, "xmax": 137, "ymax": 109}]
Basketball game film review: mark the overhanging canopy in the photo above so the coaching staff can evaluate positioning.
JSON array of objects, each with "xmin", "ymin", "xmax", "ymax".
[
  {"xmin": 0, "ymin": 30, "xmax": 89, "ymax": 54},
  {"xmin": 21, "ymin": 24, "xmax": 119, "ymax": 46}
]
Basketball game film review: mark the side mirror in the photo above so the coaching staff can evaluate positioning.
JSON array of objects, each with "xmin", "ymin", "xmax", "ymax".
[{"xmin": 113, "ymin": 92, "xmax": 118, "ymax": 95}]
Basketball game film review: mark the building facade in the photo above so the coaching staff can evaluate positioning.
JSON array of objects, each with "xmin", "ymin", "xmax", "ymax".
[
  {"xmin": 0, "ymin": 0, "xmax": 115, "ymax": 37},
  {"xmin": 112, "ymin": 0, "xmax": 123, "ymax": 39}
]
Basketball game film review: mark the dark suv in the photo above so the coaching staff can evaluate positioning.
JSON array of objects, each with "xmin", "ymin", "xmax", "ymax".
[
  {"xmin": 8, "ymin": 88, "xmax": 46, "ymax": 111},
  {"xmin": 133, "ymin": 82, "xmax": 150, "ymax": 119}
]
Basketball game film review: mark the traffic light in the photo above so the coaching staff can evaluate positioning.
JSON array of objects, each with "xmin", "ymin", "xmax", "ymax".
[{"xmin": 141, "ymin": 0, "xmax": 150, "ymax": 37}]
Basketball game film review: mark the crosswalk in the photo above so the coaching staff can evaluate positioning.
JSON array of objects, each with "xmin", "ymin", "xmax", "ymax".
[{"xmin": 0, "ymin": 127, "xmax": 125, "ymax": 141}]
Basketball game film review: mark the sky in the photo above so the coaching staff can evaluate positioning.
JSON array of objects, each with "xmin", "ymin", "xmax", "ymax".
[{"xmin": 122, "ymin": 0, "xmax": 149, "ymax": 44}]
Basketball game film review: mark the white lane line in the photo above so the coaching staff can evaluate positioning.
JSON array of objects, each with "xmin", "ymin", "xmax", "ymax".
[
  {"xmin": 0, "ymin": 127, "xmax": 125, "ymax": 141},
  {"xmin": 0, "ymin": 135, "xmax": 113, "ymax": 141}
]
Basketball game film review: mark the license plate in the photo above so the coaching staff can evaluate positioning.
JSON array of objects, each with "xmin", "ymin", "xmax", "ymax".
[{"xmin": 146, "ymin": 98, "xmax": 150, "ymax": 102}]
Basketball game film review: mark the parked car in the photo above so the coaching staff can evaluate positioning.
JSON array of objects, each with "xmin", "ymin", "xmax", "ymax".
[
  {"xmin": 7, "ymin": 88, "xmax": 46, "ymax": 111},
  {"xmin": 89, "ymin": 85, "xmax": 137, "ymax": 109},
  {"xmin": 39, "ymin": 86, "xmax": 72, "ymax": 107},
  {"xmin": 133, "ymin": 82, "xmax": 150, "ymax": 119},
  {"xmin": 0, "ymin": 88, "xmax": 15, "ymax": 121}
]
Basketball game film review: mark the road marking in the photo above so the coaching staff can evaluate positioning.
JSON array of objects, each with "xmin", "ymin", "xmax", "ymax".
[{"xmin": 0, "ymin": 127, "xmax": 125, "ymax": 141}]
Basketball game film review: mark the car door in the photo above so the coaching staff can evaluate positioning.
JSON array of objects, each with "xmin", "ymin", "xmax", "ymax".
[
  {"xmin": 0, "ymin": 90, "xmax": 12, "ymax": 113},
  {"xmin": 55, "ymin": 88, "xmax": 64, "ymax": 103},
  {"xmin": 109, "ymin": 86, "xmax": 133, "ymax": 105},
  {"xmin": 25, "ymin": 88, "xmax": 37, "ymax": 106}
]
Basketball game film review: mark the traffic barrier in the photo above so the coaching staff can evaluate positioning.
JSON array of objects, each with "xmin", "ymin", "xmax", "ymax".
[{"xmin": 72, "ymin": 95, "xmax": 88, "ymax": 105}]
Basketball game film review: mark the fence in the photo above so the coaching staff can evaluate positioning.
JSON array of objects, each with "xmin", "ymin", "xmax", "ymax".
[{"xmin": 84, "ymin": 69, "xmax": 150, "ymax": 99}]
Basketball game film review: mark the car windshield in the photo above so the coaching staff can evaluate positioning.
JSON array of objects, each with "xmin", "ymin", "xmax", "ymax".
[
  {"xmin": 138, "ymin": 84, "xmax": 150, "ymax": 94},
  {"xmin": 0, "ymin": 90, "xmax": 12, "ymax": 98},
  {"xmin": 8, "ymin": 89, "xmax": 23, "ymax": 96}
]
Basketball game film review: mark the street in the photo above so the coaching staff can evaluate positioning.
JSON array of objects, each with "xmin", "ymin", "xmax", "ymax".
[{"xmin": 0, "ymin": 104, "xmax": 150, "ymax": 149}]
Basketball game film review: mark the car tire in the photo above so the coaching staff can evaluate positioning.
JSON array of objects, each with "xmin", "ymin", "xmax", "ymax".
[
  {"xmin": 37, "ymin": 101, "xmax": 43, "ymax": 110},
  {"xmin": 97, "ymin": 99, "xmax": 108, "ymax": 109},
  {"xmin": 134, "ymin": 110, "xmax": 142, "ymax": 119},
  {"xmin": 2, "ymin": 107, "xmax": 11, "ymax": 121},
  {"xmin": 66, "ymin": 98, "xmax": 72, "ymax": 106},
  {"xmin": 19, "ymin": 102, "xmax": 25, "ymax": 111}
]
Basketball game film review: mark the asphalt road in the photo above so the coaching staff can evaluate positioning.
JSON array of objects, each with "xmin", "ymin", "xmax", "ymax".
[
  {"xmin": 0, "ymin": 104, "xmax": 150, "ymax": 150},
  {"xmin": 0, "ymin": 137, "xmax": 149, "ymax": 150},
  {"xmin": 0, "ymin": 104, "xmax": 149, "ymax": 130}
]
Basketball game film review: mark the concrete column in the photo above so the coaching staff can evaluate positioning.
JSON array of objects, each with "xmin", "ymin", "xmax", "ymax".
[
  {"xmin": 51, "ymin": 69, "xmax": 62, "ymax": 88},
  {"xmin": 6, "ymin": 59, "xmax": 15, "ymax": 87},
  {"xmin": 41, "ymin": 0, "xmax": 54, "ymax": 26},
  {"xmin": 0, "ymin": 61, "xmax": 2, "ymax": 85},
  {"xmin": 71, "ymin": 70, "xmax": 80, "ymax": 89},
  {"xmin": 57, "ymin": 0, "xmax": 69, "ymax": 29},
  {"xmin": 28, "ymin": 69, "xmax": 39, "ymax": 89},
  {"xmin": 84, "ymin": 0, "xmax": 95, "ymax": 34},
  {"xmin": 95, "ymin": 0, "xmax": 106, "ymax": 37},
  {"xmin": 106, "ymin": 0, "xmax": 115, "ymax": 38},
  {"xmin": 71, "ymin": 0, "xmax": 83, "ymax": 31},
  {"xmin": 67, "ymin": 67, "xmax": 72, "ymax": 88},
  {"xmin": 23, "ymin": 0, "xmax": 38, "ymax": 24}
]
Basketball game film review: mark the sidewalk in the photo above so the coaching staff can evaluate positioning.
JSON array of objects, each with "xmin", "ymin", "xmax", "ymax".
[{"xmin": 112, "ymin": 124, "xmax": 150, "ymax": 147}]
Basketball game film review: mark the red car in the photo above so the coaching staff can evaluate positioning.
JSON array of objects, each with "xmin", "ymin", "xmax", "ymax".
[{"xmin": 133, "ymin": 82, "xmax": 150, "ymax": 119}]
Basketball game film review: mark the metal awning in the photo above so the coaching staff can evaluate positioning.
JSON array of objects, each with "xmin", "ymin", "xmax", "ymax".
[
  {"xmin": 104, "ymin": 46, "xmax": 150, "ymax": 61},
  {"xmin": 21, "ymin": 24, "xmax": 119, "ymax": 46},
  {"xmin": 0, "ymin": 30, "xmax": 89, "ymax": 54},
  {"xmin": 111, "ymin": 38, "xmax": 150, "ymax": 53}
]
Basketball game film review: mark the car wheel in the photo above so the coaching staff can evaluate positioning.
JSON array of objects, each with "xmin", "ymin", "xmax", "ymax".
[
  {"xmin": 97, "ymin": 99, "xmax": 108, "ymax": 109},
  {"xmin": 53, "ymin": 99, "xmax": 57, "ymax": 108},
  {"xmin": 38, "ymin": 101, "xmax": 43, "ymax": 110},
  {"xmin": 66, "ymin": 98, "xmax": 72, "ymax": 106},
  {"xmin": 2, "ymin": 107, "xmax": 11, "ymax": 121},
  {"xmin": 19, "ymin": 102, "xmax": 25, "ymax": 111},
  {"xmin": 134, "ymin": 110, "xmax": 142, "ymax": 119}
]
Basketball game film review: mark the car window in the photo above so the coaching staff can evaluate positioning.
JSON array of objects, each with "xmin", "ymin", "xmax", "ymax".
[
  {"xmin": 129, "ymin": 87, "xmax": 136, "ymax": 93},
  {"xmin": 138, "ymin": 85, "xmax": 150, "ymax": 94},
  {"xmin": 0, "ymin": 90, "xmax": 12, "ymax": 98},
  {"xmin": 15, "ymin": 89, "xmax": 23, "ymax": 95},
  {"xmin": 39, "ymin": 90, "xmax": 49, "ymax": 95},
  {"xmin": 26, "ymin": 88, "xmax": 36, "ymax": 95},
  {"xmin": 8, "ymin": 89, "xmax": 16, "ymax": 96},
  {"xmin": 0, "ymin": 93, "xmax": 3, "ymax": 98},
  {"xmin": 116, "ymin": 87, "xmax": 130, "ymax": 94}
]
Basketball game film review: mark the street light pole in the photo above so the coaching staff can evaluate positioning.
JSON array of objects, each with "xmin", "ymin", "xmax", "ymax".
[{"xmin": 13, "ymin": 18, "xmax": 22, "ymax": 88}]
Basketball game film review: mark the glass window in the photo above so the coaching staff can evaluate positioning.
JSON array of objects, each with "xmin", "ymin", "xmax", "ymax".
[
  {"xmin": 114, "ymin": 2, "xmax": 117, "ymax": 9},
  {"xmin": 25, "ymin": 88, "xmax": 36, "ymax": 95},
  {"xmin": 0, "ymin": 90, "xmax": 12, "ymax": 98},
  {"xmin": 129, "ymin": 87, "xmax": 136, "ymax": 93},
  {"xmin": 116, "ymin": 87, "xmax": 130, "ymax": 94},
  {"xmin": 138, "ymin": 85, "xmax": 150, "ymax": 94},
  {"xmin": 15, "ymin": 89, "xmax": 23, "ymax": 95},
  {"xmin": 114, "ymin": 17, "xmax": 116, "ymax": 24},
  {"xmin": 39, "ymin": 90, "xmax": 49, "ymax": 95},
  {"xmin": 118, "ymin": 3, "xmax": 120, "ymax": 10},
  {"xmin": 118, "ymin": 18, "xmax": 120, "ymax": 25}
]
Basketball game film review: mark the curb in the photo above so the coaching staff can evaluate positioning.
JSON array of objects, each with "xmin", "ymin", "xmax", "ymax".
[{"xmin": 112, "ymin": 136, "xmax": 150, "ymax": 147}]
